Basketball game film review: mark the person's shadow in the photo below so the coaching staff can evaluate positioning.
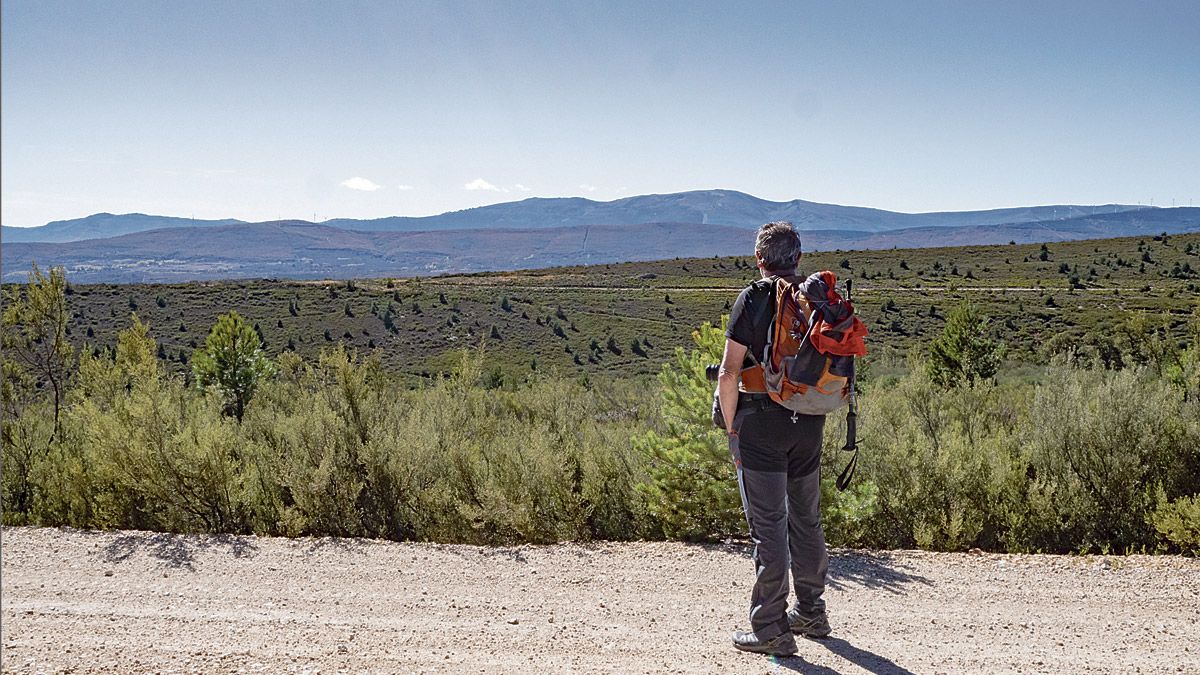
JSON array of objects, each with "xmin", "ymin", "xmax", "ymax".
[{"xmin": 767, "ymin": 637, "xmax": 916, "ymax": 674}]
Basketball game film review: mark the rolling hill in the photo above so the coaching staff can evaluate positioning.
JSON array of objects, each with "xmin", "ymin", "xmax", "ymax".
[
  {"xmin": 2, "ymin": 190, "xmax": 1150, "ymax": 242},
  {"xmin": 4, "ymin": 207, "xmax": 1199, "ymax": 284},
  {"xmin": 1, "ymin": 213, "xmax": 245, "ymax": 243}
]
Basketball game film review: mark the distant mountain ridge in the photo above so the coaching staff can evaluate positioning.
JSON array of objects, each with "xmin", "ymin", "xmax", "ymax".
[
  {"xmin": 4, "ymin": 207, "xmax": 1198, "ymax": 284},
  {"xmin": 2, "ymin": 213, "xmax": 245, "ymax": 243},
  {"xmin": 2, "ymin": 190, "xmax": 1150, "ymax": 243},
  {"xmin": 324, "ymin": 191, "xmax": 1146, "ymax": 234}
]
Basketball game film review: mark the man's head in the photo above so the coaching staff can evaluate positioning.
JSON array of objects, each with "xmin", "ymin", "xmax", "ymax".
[{"xmin": 754, "ymin": 221, "xmax": 802, "ymax": 277}]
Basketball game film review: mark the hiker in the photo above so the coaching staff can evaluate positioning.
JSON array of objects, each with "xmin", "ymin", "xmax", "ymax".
[{"xmin": 717, "ymin": 221, "xmax": 832, "ymax": 656}]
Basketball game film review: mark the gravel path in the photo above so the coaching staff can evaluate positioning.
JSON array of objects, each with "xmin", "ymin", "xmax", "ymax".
[{"xmin": 2, "ymin": 526, "xmax": 1198, "ymax": 674}]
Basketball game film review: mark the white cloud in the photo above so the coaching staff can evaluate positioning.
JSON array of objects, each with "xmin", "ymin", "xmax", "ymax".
[
  {"xmin": 340, "ymin": 177, "xmax": 382, "ymax": 191},
  {"xmin": 396, "ymin": 184, "xmax": 415, "ymax": 191},
  {"xmin": 464, "ymin": 178, "xmax": 502, "ymax": 192},
  {"xmin": 579, "ymin": 184, "xmax": 599, "ymax": 192},
  {"xmin": 514, "ymin": 183, "xmax": 531, "ymax": 192}
]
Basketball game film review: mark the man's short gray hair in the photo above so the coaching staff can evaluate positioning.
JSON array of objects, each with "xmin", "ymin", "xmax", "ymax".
[{"xmin": 755, "ymin": 221, "xmax": 802, "ymax": 273}]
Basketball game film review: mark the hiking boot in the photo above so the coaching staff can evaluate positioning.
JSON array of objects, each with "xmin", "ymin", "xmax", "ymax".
[
  {"xmin": 731, "ymin": 629, "xmax": 797, "ymax": 656},
  {"xmin": 787, "ymin": 608, "xmax": 832, "ymax": 638}
]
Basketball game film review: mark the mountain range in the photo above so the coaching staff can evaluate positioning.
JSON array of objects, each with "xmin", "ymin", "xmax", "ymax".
[
  {"xmin": 2, "ymin": 190, "xmax": 1198, "ymax": 283},
  {"xmin": 2, "ymin": 190, "xmax": 1152, "ymax": 242}
]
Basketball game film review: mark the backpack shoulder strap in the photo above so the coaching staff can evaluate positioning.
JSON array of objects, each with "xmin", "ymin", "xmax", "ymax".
[{"xmin": 742, "ymin": 277, "xmax": 776, "ymax": 368}]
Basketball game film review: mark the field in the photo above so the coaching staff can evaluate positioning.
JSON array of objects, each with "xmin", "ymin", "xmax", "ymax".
[
  {"xmin": 34, "ymin": 231, "xmax": 1200, "ymax": 383},
  {"xmin": 5, "ymin": 230, "xmax": 1199, "ymax": 557}
]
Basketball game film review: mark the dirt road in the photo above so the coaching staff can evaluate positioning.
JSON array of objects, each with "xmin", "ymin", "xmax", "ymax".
[{"xmin": 2, "ymin": 527, "xmax": 1197, "ymax": 673}]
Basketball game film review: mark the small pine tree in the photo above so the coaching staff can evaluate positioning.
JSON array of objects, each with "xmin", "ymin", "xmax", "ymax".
[
  {"xmin": 192, "ymin": 311, "xmax": 274, "ymax": 421},
  {"xmin": 926, "ymin": 300, "xmax": 1001, "ymax": 388},
  {"xmin": 634, "ymin": 320, "xmax": 742, "ymax": 539}
]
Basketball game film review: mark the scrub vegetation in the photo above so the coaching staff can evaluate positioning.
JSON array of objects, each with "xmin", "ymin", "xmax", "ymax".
[
  {"xmin": 30, "ymin": 231, "xmax": 1200, "ymax": 383},
  {"xmin": 3, "ymin": 231, "xmax": 1199, "ymax": 554}
]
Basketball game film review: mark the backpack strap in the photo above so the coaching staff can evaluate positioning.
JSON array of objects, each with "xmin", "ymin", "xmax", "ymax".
[{"xmin": 737, "ymin": 278, "xmax": 777, "ymax": 393}]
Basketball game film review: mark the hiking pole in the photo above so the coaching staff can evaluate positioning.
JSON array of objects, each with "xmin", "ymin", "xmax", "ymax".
[{"xmin": 837, "ymin": 278, "xmax": 860, "ymax": 492}]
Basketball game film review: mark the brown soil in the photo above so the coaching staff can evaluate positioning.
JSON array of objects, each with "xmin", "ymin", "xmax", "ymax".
[{"xmin": 2, "ymin": 527, "xmax": 1197, "ymax": 673}]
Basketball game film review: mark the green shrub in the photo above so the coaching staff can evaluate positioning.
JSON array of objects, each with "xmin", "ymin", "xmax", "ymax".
[
  {"xmin": 635, "ymin": 320, "xmax": 741, "ymax": 540},
  {"xmin": 1020, "ymin": 366, "xmax": 1199, "ymax": 553},
  {"xmin": 849, "ymin": 372, "xmax": 1026, "ymax": 550},
  {"xmin": 5, "ymin": 281, "xmax": 1198, "ymax": 553},
  {"xmin": 192, "ymin": 311, "xmax": 275, "ymax": 421},
  {"xmin": 1152, "ymin": 495, "xmax": 1200, "ymax": 556},
  {"xmin": 926, "ymin": 300, "xmax": 1002, "ymax": 387}
]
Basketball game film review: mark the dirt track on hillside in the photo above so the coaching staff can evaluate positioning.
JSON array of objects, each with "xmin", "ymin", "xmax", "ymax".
[{"xmin": 2, "ymin": 527, "xmax": 1197, "ymax": 674}]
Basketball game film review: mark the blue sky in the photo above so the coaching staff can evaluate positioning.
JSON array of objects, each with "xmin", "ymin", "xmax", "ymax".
[{"xmin": 2, "ymin": 1, "xmax": 1197, "ymax": 227}]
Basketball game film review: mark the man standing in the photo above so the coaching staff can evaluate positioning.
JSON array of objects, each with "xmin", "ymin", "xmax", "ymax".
[{"xmin": 718, "ymin": 221, "xmax": 831, "ymax": 657}]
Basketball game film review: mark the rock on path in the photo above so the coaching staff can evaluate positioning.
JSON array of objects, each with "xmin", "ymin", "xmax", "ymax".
[{"xmin": 2, "ymin": 526, "xmax": 1198, "ymax": 673}]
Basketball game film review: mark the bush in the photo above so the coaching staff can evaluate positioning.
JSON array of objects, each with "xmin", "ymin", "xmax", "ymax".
[
  {"xmin": 1019, "ymin": 366, "xmax": 1199, "ymax": 553},
  {"xmin": 192, "ymin": 311, "xmax": 275, "ymax": 421},
  {"xmin": 5, "ymin": 281, "xmax": 1198, "ymax": 553},
  {"xmin": 927, "ymin": 300, "xmax": 1002, "ymax": 387},
  {"xmin": 1152, "ymin": 495, "xmax": 1200, "ymax": 555},
  {"xmin": 635, "ymin": 320, "xmax": 740, "ymax": 540}
]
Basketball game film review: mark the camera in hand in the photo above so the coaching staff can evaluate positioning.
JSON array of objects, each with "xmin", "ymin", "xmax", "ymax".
[{"xmin": 705, "ymin": 364, "xmax": 720, "ymax": 381}]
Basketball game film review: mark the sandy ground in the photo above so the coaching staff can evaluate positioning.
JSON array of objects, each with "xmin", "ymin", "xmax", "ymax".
[{"xmin": 1, "ymin": 527, "xmax": 1198, "ymax": 674}]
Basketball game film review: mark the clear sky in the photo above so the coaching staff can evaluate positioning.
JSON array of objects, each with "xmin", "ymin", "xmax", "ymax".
[{"xmin": 2, "ymin": 1, "xmax": 1198, "ymax": 227}]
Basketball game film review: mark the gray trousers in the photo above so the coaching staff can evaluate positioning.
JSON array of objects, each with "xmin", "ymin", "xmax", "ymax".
[{"xmin": 731, "ymin": 407, "xmax": 827, "ymax": 639}]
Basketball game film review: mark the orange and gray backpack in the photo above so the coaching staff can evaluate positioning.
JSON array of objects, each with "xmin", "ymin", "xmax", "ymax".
[{"xmin": 739, "ymin": 270, "xmax": 869, "ymax": 416}]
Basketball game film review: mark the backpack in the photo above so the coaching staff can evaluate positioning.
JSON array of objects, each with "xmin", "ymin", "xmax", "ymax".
[{"xmin": 740, "ymin": 271, "xmax": 868, "ymax": 415}]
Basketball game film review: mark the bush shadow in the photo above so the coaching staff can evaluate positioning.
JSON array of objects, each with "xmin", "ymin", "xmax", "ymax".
[
  {"xmin": 302, "ymin": 535, "xmax": 373, "ymax": 555},
  {"xmin": 100, "ymin": 531, "xmax": 258, "ymax": 571},
  {"xmin": 826, "ymin": 551, "xmax": 933, "ymax": 594},
  {"xmin": 702, "ymin": 542, "xmax": 932, "ymax": 595}
]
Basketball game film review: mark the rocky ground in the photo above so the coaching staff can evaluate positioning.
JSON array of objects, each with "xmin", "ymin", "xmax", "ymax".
[{"xmin": 2, "ymin": 526, "xmax": 1198, "ymax": 673}]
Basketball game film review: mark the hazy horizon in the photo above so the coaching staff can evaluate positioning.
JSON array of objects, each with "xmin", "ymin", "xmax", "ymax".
[{"xmin": 3, "ymin": 188, "xmax": 1193, "ymax": 230}]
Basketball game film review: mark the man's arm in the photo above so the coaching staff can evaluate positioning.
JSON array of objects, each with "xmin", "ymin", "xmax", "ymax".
[{"xmin": 718, "ymin": 338, "xmax": 747, "ymax": 434}]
